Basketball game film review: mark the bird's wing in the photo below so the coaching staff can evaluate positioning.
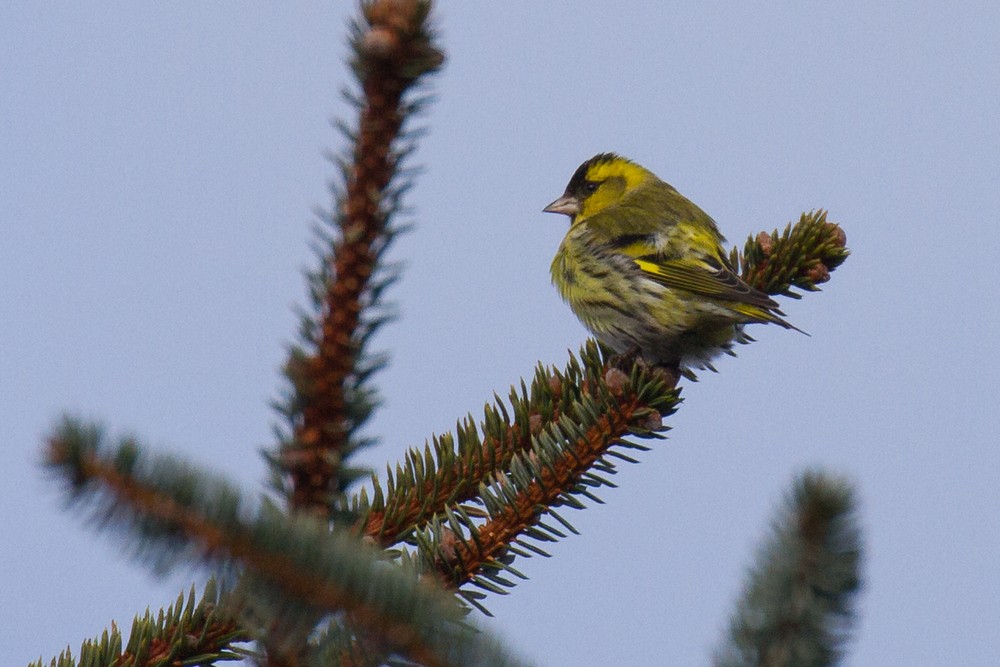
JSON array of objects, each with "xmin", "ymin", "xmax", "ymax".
[{"xmin": 632, "ymin": 254, "xmax": 780, "ymax": 311}]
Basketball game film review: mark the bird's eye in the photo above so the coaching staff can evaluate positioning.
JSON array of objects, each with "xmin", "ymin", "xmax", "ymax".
[{"xmin": 582, "ymin": 180, "xmax": 599, "ymax": 194}]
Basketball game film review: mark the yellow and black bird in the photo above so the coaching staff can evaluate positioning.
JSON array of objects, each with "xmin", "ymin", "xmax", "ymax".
[{"xmin": 544, "ymin": 153, "xmax": 797, "ymax": 372}]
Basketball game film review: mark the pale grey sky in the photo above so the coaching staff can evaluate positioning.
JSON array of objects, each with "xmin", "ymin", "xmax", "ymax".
[{"xmin": 3, "ymin": 2, "xmax": 999, "ymax": 665}]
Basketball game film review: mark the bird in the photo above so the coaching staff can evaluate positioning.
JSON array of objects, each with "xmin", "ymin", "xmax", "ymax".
[{"xmin": 543, "ymin": 152, "xmax": 798, "ymax": 375}]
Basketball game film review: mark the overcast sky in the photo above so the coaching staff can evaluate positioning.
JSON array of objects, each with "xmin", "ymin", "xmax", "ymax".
[{"xmin": 3, "ymin": 2, "xmax": 999, "ymax": 665}]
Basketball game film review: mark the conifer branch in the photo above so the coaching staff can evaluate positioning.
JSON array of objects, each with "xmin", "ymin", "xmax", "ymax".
[
  {"xmin": 348, "ymin": 343, "xmax": 678, "ymax": 614},
  {"xmin": 713, "ymin": 471, "xmax": 863, "ymax": 667},
  {"xmin": 354, "ymin": 348, "xmax": 669, "ymax": 546},
  {"xmin": 443, "ymin": 365, "xmax": 674, "ymax": 587},
  {"xmin": 355, "ymin": 344, "xmax": 678, "ymax": 547},
  {"xmin": 273, "ymin": 0, "xmax": 444, "ymax": 517},
  {"xmin": 734, "ymin": 210, "xmax": 849, "ymax": 298},
  {"xmin": 44, "ymin": 417, "xmax": 526, "ymax": 667},
  {"xmin": 29, "ymin": 582, "xmax": 249, "ymax": 667}
]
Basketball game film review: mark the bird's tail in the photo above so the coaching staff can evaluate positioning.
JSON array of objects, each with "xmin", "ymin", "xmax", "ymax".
[{"xmin": 731, "ymin": 303, "xmax": 809, "ymax": 336}]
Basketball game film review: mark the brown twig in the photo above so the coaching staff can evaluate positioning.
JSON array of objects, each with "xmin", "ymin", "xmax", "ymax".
[
  {"xmin": 440, "ymin": 388, "xmax": 662, "ymax": 588},
  {"xmin": 357, "ymin": 356, "xmax": 674, "ymax": 547},
  {"xmin": 359, "ymin": 418, "xmax": 534, "ymax": 546},
  {"xmin": 284, "ymin": 0, "xmax": 443, "ymax": 516},
  {"xmin": 738, "ymin": 210, "xmax": 849, "ymax": 297}
]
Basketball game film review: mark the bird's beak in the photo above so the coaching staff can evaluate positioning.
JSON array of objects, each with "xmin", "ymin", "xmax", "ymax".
[{"xmin": 543, "ymin": 194, "xmax": 580, "ymax": 217}]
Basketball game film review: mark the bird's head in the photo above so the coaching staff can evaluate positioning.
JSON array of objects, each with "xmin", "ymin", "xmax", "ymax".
[{"xmin": 543, "ymin": 153, "xmax": 652, "ymax": 224}]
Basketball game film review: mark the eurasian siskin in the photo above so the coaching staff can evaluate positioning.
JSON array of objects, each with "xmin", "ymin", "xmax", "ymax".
[{"xmin": 544, "ymin": 153, "xmax": 797, "ymax": 372}]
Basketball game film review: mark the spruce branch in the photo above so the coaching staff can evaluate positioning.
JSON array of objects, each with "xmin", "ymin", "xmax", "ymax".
[
  {"xmin": 733, "ymin": 210, "xmax": 849, "ymax": 298},
  {"xmin": 28, "ymin": 581, "xmax": 248, "ymax": 667},
  {"xmin": 713, "ymin": 471, "xmax": 863, "ymax": 667},
  {"xmin": 43, "ymin": 417, "xmax": 526, "ymax": 667},
  {"xmin": 272, "ymin": 0, "xmax": 444, "ymax": 517},
  {"xmin": 349, "ymin": 343, "xmax": 678, "ymax": 614},
  {"xmin": 440, "ymin": 358, "xmax": 675, "ymax": 594},
  {"xmin": 355, "ymin": 344, "xmax": 678, "ymax": 547}
]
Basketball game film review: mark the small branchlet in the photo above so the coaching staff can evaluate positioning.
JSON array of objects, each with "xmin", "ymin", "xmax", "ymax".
[
  {"xmin": 28, "ymin": 581, "xmax": 250, "ymax": 667},
  {"xmin": 271, "ymin": 0, "xmax": 444, "ymax": 518},
  {"xmin": 352, "ymin": 342, "xmax": 679, "ymax": 613},
  {"xmin": 713, "ymin": 471, "xmax": 863, "ymax": 667},
  {"xmin": 732, "ymin": 210, "xmax": 849, "ymax": 298}
]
